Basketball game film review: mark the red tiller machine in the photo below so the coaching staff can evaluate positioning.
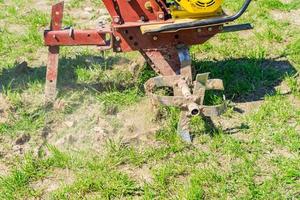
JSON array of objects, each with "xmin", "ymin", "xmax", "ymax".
[{"xmin": 44, "ymin": 0, "xmax": 253, "ymax": 142}]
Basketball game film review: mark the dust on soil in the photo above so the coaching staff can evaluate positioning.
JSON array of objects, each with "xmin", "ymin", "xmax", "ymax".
[
  {"xmin": 116, "ymin": 99, "xmax": 161, "ymax": 147},
  {"xmin": 48, "ymin": 101, "xmax": 112, "ymax": 153},
  {"xmin": 48, "ymin": 98, "xmax": 161, "ymax": 153}
]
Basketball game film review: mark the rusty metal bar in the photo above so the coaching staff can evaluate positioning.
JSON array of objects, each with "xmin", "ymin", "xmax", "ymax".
[
  {"xmin": 45, "ymin": 2, "xmax": 64, "ymax": 103},
  {"xmin": 178, "ymin": 111, "xmax": 192, "ymax": 142},
  {"xmin": 44, "ymin": 29, "xmax": 111, "ymax": 46},
  {"xmin": 178, "ymin": 79, "xmax": 192, "ymax": 99}
]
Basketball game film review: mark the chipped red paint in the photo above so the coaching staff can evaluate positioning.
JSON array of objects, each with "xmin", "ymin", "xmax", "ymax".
[
  {"xmin": 44, "ymin": 29, "xmax": 111, "ymax": 46},
  {"xmin": 50, "ymin": 2, "xmax": 64, "ymax": 31},
  {"xmin": 46, "ymin": 46, "xmax": 59, "ymax": 82}
]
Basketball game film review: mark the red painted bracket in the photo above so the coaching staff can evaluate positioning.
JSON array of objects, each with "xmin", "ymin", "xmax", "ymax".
[{"xmin": 44, "ymin": 29, "xmax": 112, "ymax": 47}]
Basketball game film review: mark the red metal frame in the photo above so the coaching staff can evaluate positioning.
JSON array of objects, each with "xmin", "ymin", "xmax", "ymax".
[
  {"xmin": 113, "ymin": 26, "xmax": 220, "ymax": 52},
  {"xmin": 44, "ymin": 29, "xmax": 111, "ymax": 46}
]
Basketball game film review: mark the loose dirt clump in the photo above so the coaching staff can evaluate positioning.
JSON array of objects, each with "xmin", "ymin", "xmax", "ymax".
[{"xmin": 15, "ymin": 133, "xmax": 31, "ymax": 145}]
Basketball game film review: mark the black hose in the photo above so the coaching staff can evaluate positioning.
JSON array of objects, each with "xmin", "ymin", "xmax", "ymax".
[{"xmin": 145, "ymin": 0, "xmax": 252, "ymax": 33}]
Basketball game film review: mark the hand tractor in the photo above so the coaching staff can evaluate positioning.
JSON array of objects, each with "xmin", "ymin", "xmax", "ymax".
[{"xmin": 44, "ymin": 0, "xmax": 253, "ymax": 142}]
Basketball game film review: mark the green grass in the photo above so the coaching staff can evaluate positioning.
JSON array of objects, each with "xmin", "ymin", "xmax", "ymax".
[
  {"xmin": 0, "ymin": 146, "xmax": 70, "ymax": 200},
  {"xmin": 0, "ymin": 0, "xmax": 300, "ymax": 199}
]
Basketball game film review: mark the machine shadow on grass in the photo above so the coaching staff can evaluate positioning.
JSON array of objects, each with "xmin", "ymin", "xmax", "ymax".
[
  {"xmin": 192, "ymin": 57, "xmax": 297, "ymax": 135},
  {"xmin": 194, "ymin": 57, "xmax": 297, "ymax": 103},
  {"xmin": 0, "ymin": 54, "xmax": 131, "ymax": 94}
]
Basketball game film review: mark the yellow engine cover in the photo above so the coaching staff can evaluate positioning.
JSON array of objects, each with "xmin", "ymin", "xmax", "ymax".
[{"xmin": 172, "ymin": 0, "xmax": 223, "ymax": 19}]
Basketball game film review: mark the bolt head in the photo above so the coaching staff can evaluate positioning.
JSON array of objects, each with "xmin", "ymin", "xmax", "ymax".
[
  {"xmin": 145, "ymin": 2, "xmax": 152, "ymax": 10},
  {"xmin": 153, "ymin": 36, "xmax": 158, "ymax": 41},
  {"xmin": 208, "ymin": 27, "xmax": 213, "ymax": 32},
  {"xmin": 158, "ymin": 13, "xmax": 164, "ymax": 19},
  {"xmin": 197, "ymin": 28, "xmax": 202, "ymax": 33},
  {"xmin": 113, "ymin": 17, "xmax": 120, "ymax": 23}
]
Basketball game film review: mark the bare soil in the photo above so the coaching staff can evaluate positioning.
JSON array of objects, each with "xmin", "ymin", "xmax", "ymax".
[
  {"xmin": 30, "ymin": 168, "xmax": 75, "ymax": 198},
  {"xmin": 119, "ymin": 164, "xmax": 153, "ymax": 184},
  {"xmin": 0, "ymin": 94, "xmax": 10, "ymax": 124},
  {"xmin": 0, "ymin": 163, "xmax": 9, "ymax": 176},
  {"xmin": 271, "ymin": 9, "xmax": 300, "ymax": 26}
]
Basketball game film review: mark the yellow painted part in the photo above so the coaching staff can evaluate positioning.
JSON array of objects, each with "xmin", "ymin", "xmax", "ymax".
[
  {"xmin": 172, "ymin": 0, "xmax": 223, "ymax": 19},
  {"xmin": 170, "ymin": 7, "xmax": 223, "ymax": 19},
  {"xmin": 175, "ymin": 0, "xmax": 223, "ymax": 14}
]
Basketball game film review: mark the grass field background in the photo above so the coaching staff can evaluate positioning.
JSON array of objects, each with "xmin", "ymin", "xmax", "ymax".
[{"xmin": 0, "ymin": 0, "xmax": 299, "ymax": 199}]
